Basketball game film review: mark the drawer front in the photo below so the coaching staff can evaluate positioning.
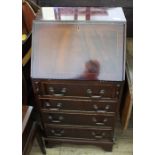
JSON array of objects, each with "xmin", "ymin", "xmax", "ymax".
[
  {"xmin": 45, "ymin": 125, "xmax": 113, "ymax": 140},
  {"xmin": 41, "ymin": 112, "xmax": 115, "ymax": 127},
  {"xmin": 32, "ymin": 80, "xmax": 121, "ymax": 99},
  {"xmin": 39, "ymin": 97, "xmax": 117, "ymax": 113}
]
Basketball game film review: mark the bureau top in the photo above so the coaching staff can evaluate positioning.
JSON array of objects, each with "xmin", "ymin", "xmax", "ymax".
[
  {"xmin": 31, "ymin": 7, "xmax": 126, "ymax": 81},
  {"xmin": 36, "ymin": 7, "xmax": 126, "ymax": 23}
]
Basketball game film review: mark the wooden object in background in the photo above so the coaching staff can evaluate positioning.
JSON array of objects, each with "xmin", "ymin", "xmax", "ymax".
[
  {"xmin": 121, "ymin": 38, "xmax": 133, "ymax": 130},
  {"xmin": 22, "ymin": 1, "xmax": 36, "ymax": 34},
  {"xmin": 22, "ymin": 106, "xmax": 46, "ymax": 155}
]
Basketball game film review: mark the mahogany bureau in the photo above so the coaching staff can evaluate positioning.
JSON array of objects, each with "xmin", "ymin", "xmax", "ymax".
[{"xmin": 31, "ymin": 7, "xmax": 126, "ymax": 151}]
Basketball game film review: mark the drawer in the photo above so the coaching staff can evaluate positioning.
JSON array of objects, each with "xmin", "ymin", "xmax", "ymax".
[
  {"xmin": 44, "ymin": 138, "xmax": 113, "ymax": 151},
  {"xmin": 39, "ymin": 97, "xmax": 117, "ymax": 113},
  {"xmin": 33, "ymin": 80, "xmax": 121, "ymax": 99},
  {"xmin": 41, "ymin": 112, "xmax": 115, "ymax": 127},
  {"xmin": 44, "ymin": 125, "xmax": 113, "ymax": 140}
]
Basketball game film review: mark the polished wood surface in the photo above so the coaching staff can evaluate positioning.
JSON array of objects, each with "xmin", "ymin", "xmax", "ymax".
[
  {"xmin": 37, "ymin": 0, "xmax": 132, "ymax": 8},
  {"xmin": 32, "ymin": 80, "xmax": 124, "ymax": 151},
  {"xmin": 45, "ymin": 138, "xmax": 113, "ymax": 151},
  {"xmin": 36, "ymin": 7, "xmax": 126, "ymax": 22},
  {"xmin": 22, "ymin": 106, "xmax": 34, "ymax": 155},
  {"xmin": 31, "ymin": 7, "xmax": 126, "ymax": 151},
  {"xmin": 31, "ymin": 23, "xmax": 125, "ymax": 80},
  {"xmin": 22, "ymin": 106, "xmax": 33, "ymax": 133},
  {"xmin": 38, "ymin": 97, "xmax": 117, "ymax": 112},
  {"xmin": 44, "ymin": 124, "xmax": 113, "ymax": 140},
  {"xmin": 41, "ymin": 111, "xmax": 115, "ymax": 127},
  {"xmin": 32, "ymin": 80, "xmax": 122, "ymax": 99},
  {"xmin": 121, "ymin": 82, "xmax": 131, "ymax": 129},
  {"xmin": 22, "ymin": 106, "xmax": 46, "ymax": 155},
  {"xmin": 31, "ymin": 7, "xmax": 126, "ymax": 81},
  {"xmin": 22, "ymin": 1, "xmax": 36, "ymax": 33},
  {"xmin": 121, "ymin": 38, "xmax": 133, "ymax": 130},
  {"xmin": 36, "ymin": 2, "xmax": 132, "ymax": 37}
]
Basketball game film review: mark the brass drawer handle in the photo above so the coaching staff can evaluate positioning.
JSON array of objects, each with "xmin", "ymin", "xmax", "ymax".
[
  {"xmin": 96, "ymin": 122, "xmax": 105, "ymax": 126},
  {"xmin": 105, "ymin": 105, "xmax": 110, "ymax": 110},
  {"xmin": 48, "ymin": 115, "xmax": 64, "ymax": 123},
  {"xmin": 92, "ymin": 131, "xmax": 105, "ymax": 139},
  {"xmin": 92, "ymin": 117, "xmax": 108, "ymax": 126},
  {"xmin": 57, "ymin": 102, "xmax": 62, "ymax": 108},
  {"xmin": 48, "ymin": 87, "xmax": 67, "ymax": 96},
  {"xmin": 45, "ymin": 102, "xmax": 50, "ymax": 107},
  {"xmin": 45, "ymin": 102, "xmax": 62, "ymax": 110},
  {"xmin": 48, "ymin": 87, "xmax": 54, "ymax": 93},
  {"xmin": 51, "ymin": 129, "xmax": 64, "ymax": 136},
  {"xmin": 93, "ymin": 104, "xmax": 110, "ymax": 112},
  {"xmin": 93, "ymin": 104, "xmax": 106, "ymax": 112},
  {"xmin": 34, "ymin": 81, "xmax": 39, "ymax": 92},
  {"xmin": 87, "ymin": 89, "xmax": 104, "ymax": 99}
]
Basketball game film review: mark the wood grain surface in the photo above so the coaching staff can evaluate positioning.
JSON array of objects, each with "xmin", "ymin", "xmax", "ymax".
[
  {"xmin": 22, "ymin": 106, "xmax": 33, "ymax": 133},
  {"xmin": 31, "ymin": 22, "xmax": 125, "ymax": 80}
]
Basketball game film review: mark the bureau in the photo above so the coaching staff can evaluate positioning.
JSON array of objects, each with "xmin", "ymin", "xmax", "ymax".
[{"xmin": 31, "ymin": 7, "xmax": 126, "ymax": 151}]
